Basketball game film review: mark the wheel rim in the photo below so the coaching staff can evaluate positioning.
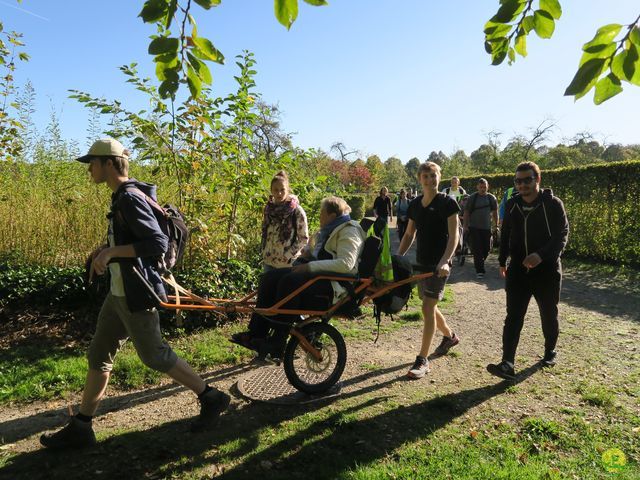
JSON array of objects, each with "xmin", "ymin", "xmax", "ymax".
[{"xmin": 291, "ymin": 331, "xmax": 339, "ymax": 386}]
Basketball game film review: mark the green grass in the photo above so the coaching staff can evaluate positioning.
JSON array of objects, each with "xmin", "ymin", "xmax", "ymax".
[
  {"xmin": 0, "ymin": 344, "xmax": 87, "ymax": 403},
  {"xmin": 577, "ymin": 382, "xmax": 616, "ymax": 409},
  {"xmin": 0, "ymin": 324, "xmax": 254, "ymax": 404}
]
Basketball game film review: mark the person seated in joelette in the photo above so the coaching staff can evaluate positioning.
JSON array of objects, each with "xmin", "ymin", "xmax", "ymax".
[{"xmin": 232, "ymin": 196, "xmax": 366, "ymax": 357}]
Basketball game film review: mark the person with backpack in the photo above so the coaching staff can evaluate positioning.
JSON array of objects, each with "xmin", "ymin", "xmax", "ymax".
[
  {"xmin": 463, "ymin": 178, "xmax": 498, "ymax": 279},
  {"xmin": 441, "ymin": 176, "xmax": 466, "ymax": 204},
  {"xmin": 398, "ymin": 162, "xmax": 461, "ymax": 379},
  {"xmin": 261, "ymin": 170, "xmax": 309, "ymax": 272},
  {"xmin": 487, "ymin": 161, "xmax": 569, "ymax": 381},
  {"xmin": 40, "ymin": 139, "xmax": 230, "ymax": 450},
  {"xmin": 231, "ymin": 196, "xmax": 365, "ymax": 359}
]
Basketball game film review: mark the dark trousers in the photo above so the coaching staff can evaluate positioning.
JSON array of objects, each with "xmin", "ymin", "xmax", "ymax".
[
  {"xmin": 248, "ymin": 268, "xmax": 332, "ymax": 340},
  {"xmin": 397, "ymin": 217, "xmax": 408, "ymax": 240},
  {"xmin": 502, "ymin": 266, "xmax": 561, "ymax": 364},
  {"xmin": 469, "ymin": 227, "xmax": 492, "ymax": 274}
]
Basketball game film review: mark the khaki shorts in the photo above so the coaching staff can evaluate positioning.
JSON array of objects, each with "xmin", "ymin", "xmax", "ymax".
[
  {"xmin": 417, "ymin": 270, "xmax": 450, "ymax": 301},
  {"xmin": 87, "ymin": 293, "xmax": 178, "ymax": 373}
]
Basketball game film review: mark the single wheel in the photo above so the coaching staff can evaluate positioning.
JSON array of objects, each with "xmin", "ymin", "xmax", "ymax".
[{"xmin": 283, "ymin": 322, "xmax": 347, "ymax": 394}]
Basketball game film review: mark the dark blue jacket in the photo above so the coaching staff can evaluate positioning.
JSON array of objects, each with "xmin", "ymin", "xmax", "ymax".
[{"xmin": 109, "ymin": 179, "xmax": 168, "ymax": 312}]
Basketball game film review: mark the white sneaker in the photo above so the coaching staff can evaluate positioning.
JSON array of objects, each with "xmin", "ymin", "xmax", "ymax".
[{"xmin": 407, "ymin": 355, "xmax": 430, "ymax": 379}]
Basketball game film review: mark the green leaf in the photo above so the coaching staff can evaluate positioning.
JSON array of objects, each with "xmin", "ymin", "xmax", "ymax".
[
  {"xmin": 192, "ymin": 37, "xmax": 224, "ymax": 63},
  {"xmin": 593, "ymin": 73, "xmax": 622, "ymax": 104},
  {"xmin": 139, "ymin": 0, "xmax": 169, "ymax": 23},
  {"xmin": 491, "ymin": 0, "xmax": 526, "ymax": 23},
  {"xmin": 583, "ymin": 41, "xmax": 616, "ymax": 55},
  {"xmin": 629, "ymin": 26, "xmax": 640, "ymax": 47},
  {"xmin": 194, "ymin": 0, "xmax": 221, "ymax": 10},
  {"xmin": 521, "ymin": 15, "xmax": 535, "ymax": 34},
  {"xmin": 610, "ymin": 45, "xmax": 640, "ymax": 85},
  {"xmin": 165, "ymin": 0, "xmax": 178, "ymax": 29},
  {"xmin": 158, "ymin": 79, "xmax": 178, "ymax": 99},
  {"xmin": 275, "ymin": 0, "xmax": 299, "ymax": 29},
  {"xmin": 508, "ymin": 47, "xmax": 516, "ymax": 64},
  {"xmin": 148, "ymin": 36, "xmax": 179, "ymax": 55},
  {"xmin": 186, "ymin": 66, "xmax": 202, "ymax": 98},
  {"xmin": 539, "ymin": 0, "xmax": 562, "ymax": 20},
  {"xmin": 303, "ymin": 0, "xmax": 327, "ymax": 5},
  {"xmin": 533, "ymin": 10, "xmax": 555, "ymax": 39},
  {"xmin": 187, "ymin": 52, "xmax": 213, "ymax": 85},
  {"xmin": 490, "ymin": 38, "xmax": 509, "ymax": 65},
  {"xmin": 484, "ymin": 23, "xmax": 512, "ymax": 40},
  {"xmin": 514, "ymin": 32, "xmax": 527, "ymax": 57},
  {"xmin": 564, "ymin": 57, "xmax": 607, "ymax": 97},
  {"xmin": 583, "ymin": 24, "xmax": 622, "ymax": 51}
]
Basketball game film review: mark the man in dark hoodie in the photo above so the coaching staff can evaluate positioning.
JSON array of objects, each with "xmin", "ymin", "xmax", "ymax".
[
  {"xmin": 41, "ymin": 139, "xmax": 230, "ymax": 449},
  {"xmin": 487, "ymin": 161, "xmax": 569, "ymax": 381}
]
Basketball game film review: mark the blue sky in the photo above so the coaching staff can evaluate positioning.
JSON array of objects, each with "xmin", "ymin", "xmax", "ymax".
[{"xmin": 3, "ymin": 0, "xmax": 639, "ymax": 160}]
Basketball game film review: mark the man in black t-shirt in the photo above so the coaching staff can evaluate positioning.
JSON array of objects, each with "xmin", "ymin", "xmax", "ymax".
[
  {"xmin": 398, "ymin": 162, "xmax": 461, "ymax": 379},
  {"xmin": 373, "ymin": 186, "xmax": 393, "ymax": 224}
]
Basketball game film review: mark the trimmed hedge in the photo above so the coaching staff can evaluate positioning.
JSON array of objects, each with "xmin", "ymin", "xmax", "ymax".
[{"xmin": 458, "ymin": 160, "xmax": 640, "ymax": 266}]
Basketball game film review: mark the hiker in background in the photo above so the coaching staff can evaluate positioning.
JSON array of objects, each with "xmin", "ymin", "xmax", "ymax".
[
  {"xmin": 398, "ymin": 162, "xmax": 461, "ymax": 379},
  {"xmin": 487, "ymin": 161, "xmax": 569, "ymax": 381},
  {"xmin": 373, "ymin": 186, "xmax": 393, "ymax": 224},
  {"xmin": 463, "ymin": 178, "xmax": 498, "ymax": 279},
  {"xmin": 394, "ymin": 188, "xmax": 410, "ymax": 240},
  {"xmin": 407, "ymin": 187, "xmax": 416, "ymax": 201},
  {"xmin": 441, "ymin": 176, "xmax": 467, "ymax": 205},
  {"xmin": 261, "ymin": 170, "xmax": 309, "ymax": 272},
  {"xmin": 41, "ymin": 139, "xmax": 230, "ymax": 450}
]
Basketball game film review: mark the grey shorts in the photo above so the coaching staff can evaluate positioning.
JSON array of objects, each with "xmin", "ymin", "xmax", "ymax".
[
  {"xmin": 87, "ymin": 293, "xmax": 178, "ymax": 373},
  {"xmin": 417, "ymin": 270, "xmax": 450, "ymax": 301}
]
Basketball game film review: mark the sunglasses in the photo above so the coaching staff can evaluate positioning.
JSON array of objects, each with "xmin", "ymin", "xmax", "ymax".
[{"xmin": 514, "ymin": 176, "xmax": 536, "ymax": 185}]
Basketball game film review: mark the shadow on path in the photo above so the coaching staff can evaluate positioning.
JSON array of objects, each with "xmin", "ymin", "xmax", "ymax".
[{"xmin": 1, "ymin": 362, "xmax": 544, "ymax": 480}]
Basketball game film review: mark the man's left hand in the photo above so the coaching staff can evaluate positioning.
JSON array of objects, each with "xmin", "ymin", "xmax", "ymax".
[{"xmin": 522, "ymin": 253, "xmax": 542, "ymax": 269}]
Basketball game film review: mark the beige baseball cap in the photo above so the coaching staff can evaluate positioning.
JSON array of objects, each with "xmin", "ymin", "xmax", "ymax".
[{"xmin": 76, "ymin": 138, "xmax": 128, "ymax": 163}]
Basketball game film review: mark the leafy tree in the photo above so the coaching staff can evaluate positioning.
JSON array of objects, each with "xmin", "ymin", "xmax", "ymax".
[
  {"xmin": 442, "ymin": 150, "xmax": 472, "ymax": 178},
  {"xmin": 426, "ymin": 150, "xmax": 449, "ymax": 166},
  {"xmin": 484, "ymin": 0, "xmax": 639, "ymax": 104},
  {"xmin": 137, "ymin": 0, "xmax": 327, "ymax": 99},
  {"xmin": 405, "ymin": 157, "xmax": 421, "ymax": 181},
  {"xmin": 365, "ymin": 154, "xmax": 384, "ymax": 187},
  {"xmin": 0, "ymin": 23, "xmax": 29, "ymax": 161},
  {"xmin": 382, "ymin": 156, "xmax": 409, "ymax": 192}
]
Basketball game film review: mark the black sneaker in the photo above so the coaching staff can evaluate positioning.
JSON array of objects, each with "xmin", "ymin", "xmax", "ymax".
[
  {"xmin": 542, "ymin": 350, "xmax": 557, "ymax": 367},
  {"xmin": 407, "ymin": 355, "xmax": 430, "ymax": 379},
  {"xmin": 191, "ymin": 390, "xmax": 231, "ymax": 432},
  {"xmin": 432, "ymin": 333, "xmax": 460, "ymax": 357},
  {"xmin": 486, "ymin": 361, "xmax": 516, "ymax": 381},
  {"xmin": 40, "ymin": 417, "xmax": 97, "ymax": 449}
]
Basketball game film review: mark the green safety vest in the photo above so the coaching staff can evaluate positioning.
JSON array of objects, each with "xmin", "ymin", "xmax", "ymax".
[{"xmin": 367, "ymin": 222, "xmax": 393, "ymax": 282}]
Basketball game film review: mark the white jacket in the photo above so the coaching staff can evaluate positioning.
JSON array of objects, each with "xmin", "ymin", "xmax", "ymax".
[{"xmin": 307, "ymin": 220, "xmax": 366, "ymax": 303}]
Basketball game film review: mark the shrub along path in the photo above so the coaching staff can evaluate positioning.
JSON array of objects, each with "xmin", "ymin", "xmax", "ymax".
[{"xmin": 1, "ymin": 240, "xmax": 639, "ymax": 478}]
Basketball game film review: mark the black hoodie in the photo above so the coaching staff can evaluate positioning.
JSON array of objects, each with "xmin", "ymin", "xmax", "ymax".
[{"xmin": 498, "ymin": 188, "xmax": 569, "ymax": 274}]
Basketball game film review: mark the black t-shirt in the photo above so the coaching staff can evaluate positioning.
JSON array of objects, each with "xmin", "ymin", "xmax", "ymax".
[
  {"xmin": 408, "ymin": 193, "xmax": 460, "ymax": 269},
  {"xmin": 373, "ymin": 196, "xmax": 392, "ymax": 217}
]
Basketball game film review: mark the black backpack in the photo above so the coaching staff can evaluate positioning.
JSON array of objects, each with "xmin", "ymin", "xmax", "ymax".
[
  {"xmin": 120, "ymin": 187, "xmax": 189, "ymax": 274},
  {"xmin": 373, "ymin": 255, "xmax": 414, "ymax": 315}
]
